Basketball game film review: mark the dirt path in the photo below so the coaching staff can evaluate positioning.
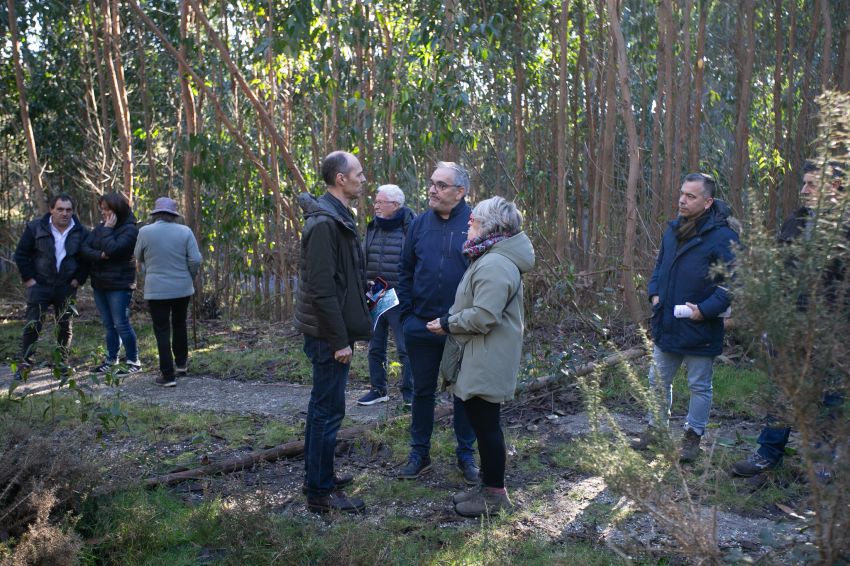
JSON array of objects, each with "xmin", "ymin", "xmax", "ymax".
[{"xmin": 0, "ymin": 365, "xmax": 395, "ymax": 424}]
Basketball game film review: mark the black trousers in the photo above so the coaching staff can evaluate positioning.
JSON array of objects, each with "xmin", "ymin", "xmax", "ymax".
[
  {"xmin": 148, "ymin": 296, "xmax": 190, "ymax": 378},
  {"xmin": 461, "ymin": 395, "xmax": 506, "ymax": 489},
  {"xmin": 20, "ymin": 284, "xmax": 76, "ymax": 364}
]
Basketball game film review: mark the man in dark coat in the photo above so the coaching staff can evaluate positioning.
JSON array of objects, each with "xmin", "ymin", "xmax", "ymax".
[
  {"xmin": 13, "ymin": 194, "xmax": 90, "ymax": 379},
  {"xmin": 731, "ymin": 160, "xmax": 846, "ymax": 478},
  {"xmin": 357, "ymin": 184, "xmax": 415, "ymax": 406},
  {"xmin": 632, "ymin": 173, "xmax": 739, "ymax": 462},
  {"xmin": 294, "ymin": 151, "xmax": 371, "ymax": 514},
  {"xmin": 395, "ymin": 162, "xmax": 479, "ymax": 484}
]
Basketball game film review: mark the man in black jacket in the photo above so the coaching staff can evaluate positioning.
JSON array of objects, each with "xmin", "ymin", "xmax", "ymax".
[
  {"xmin": 13, "ymin": 194, "xmax": 89, "ymax": 379},
  {"xmin": 731, "ymin": 160, "xmax": 846, "ymax": 478},
  {"xmin": 358, "ymin": 184, "xmax": 415, "ymax": 406},
  {"xmin": 294, "ymin": 151, "xmax": 371, "ymax": 514}
]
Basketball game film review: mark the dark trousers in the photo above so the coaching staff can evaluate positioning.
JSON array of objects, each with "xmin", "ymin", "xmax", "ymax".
[
  {"xmin": 367, "ymin": 305, "xmax": 413, "ymax": 399},
  {"xmin": 462, "ymin": 396, "xmax": 506, "ymax": 488},
  {"xmin": 303, "ymin": 334, "xmax": 349, "ymax": 497},
  {"xmin": 757, "ymin": 391, "xmax": 845, "ymax": 462},
  {"xmin": 20, "ymin": 284, "xmax": 76, "ymax": 364},
  {"xmin": 403, "ymin": 316, "xmax": 476, "ymax": 463},
  {"xmin": 148, "ymin": 296, "xmax": 190, "ymax": 378}
]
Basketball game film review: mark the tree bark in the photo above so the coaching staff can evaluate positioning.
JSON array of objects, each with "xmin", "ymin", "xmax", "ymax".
[
  {"xmin": 556, "ymin": 0, "xmax": 571, "ymax": 260},
  {"xmin": 102, "ymin": 0, "xmax": 134, "ymax": 198},
  {"xmin": 606, "ymin": 0, "xmax": 643, "ymax": 325},
  {"xmin": 513, "ymin": 2, "xmax": 527, "ymax": 198},
  {"xmin": 729, "ymin": 0, "xmax": 755, "ymax": 215},
  {"xmin": 660, "ymin": 0, "xmax": 676, "ymax": 216},
  {"xmin": 689, "ymin": 0, "xmax": 708, "ymax": 173},
  {"xmin": 819, "ymin": 0, "xmax": 833, "ymax": 89},
  {"xmin": 179, "ymin": 0, "xmax": 199, "ymax": 236},
  {"xmin": 134, "ymin": 11, "xmax": 158, "ymax": 195},
  {"xmin": 8, "ymin": 0, "xmax": 48, "ymax": 214},
  {"xmin": 767, "ymin": 0, "xmax": 784, "ymax": 230}
]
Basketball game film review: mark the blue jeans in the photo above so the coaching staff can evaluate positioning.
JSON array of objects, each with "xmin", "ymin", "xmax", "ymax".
[
  {"xmin": 303, "ymin": 334, "xmax": 350, "ymax": 498},
  {"xmin": 756, "ymin": 391, "xmax": 844, "ymax": 462},
  {"xmin": 367, "ymin": 306, "xmax": 412, "ymax": 399},
  {"xmin": 93, "ymin": 288, "xmax": 138, "ymax": 362},
  {"xmin": 403, "ymin": 316, "xmax": 476, "ymax": 463},
  {"xmin": 647, "ymin": 346, "xmax": 714, "ymax": 435}
]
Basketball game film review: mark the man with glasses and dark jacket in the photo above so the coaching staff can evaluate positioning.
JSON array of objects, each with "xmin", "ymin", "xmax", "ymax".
[{"xmin": 395, "ymin": 162, "xmax": 479, "ymax": 484}]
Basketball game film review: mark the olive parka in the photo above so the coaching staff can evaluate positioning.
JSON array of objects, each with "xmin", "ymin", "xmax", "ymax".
[{"xmin": 446, "ymin": 231, "xmax": 535, "ymax": 404}]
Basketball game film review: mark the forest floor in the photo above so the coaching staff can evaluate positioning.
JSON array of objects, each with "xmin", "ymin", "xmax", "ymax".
[{"xmin": 0, "ymin": 289, "xmax": 820, "ymax": 564}]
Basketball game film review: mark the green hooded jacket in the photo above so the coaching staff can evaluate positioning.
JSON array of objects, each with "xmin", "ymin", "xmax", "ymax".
[{"xmin": 447, "ymin": 231, "xmax": 535, "ymax": 403}]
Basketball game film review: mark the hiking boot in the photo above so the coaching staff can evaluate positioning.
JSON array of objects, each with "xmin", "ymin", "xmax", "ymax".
[
  {"xmin": 731, "ymin": 452, "xmax": 779, "ymax": 477},
  {"xmin": 155, "ymin": 375, "xmax": 177, "ymax": 388},
  {"xmin": 679, "ymin": 428, "xmax": 702, "ymax": 463},
  {"xmin": 454, "ymin": 489, "xmax": 514, "ymax": 518},
  {"xmin": 396, "ymin": 455, "xmax": 432, "ymax": 479},
  {"xmin": 457, "ymin": 460, "xmax": 480, "ymax": 486},
  {"xmin": 358, "ymin": 389, "xmax": 389, "ymax": 406},
  {"xmin": 175, "ymin": 364, "xmax": 188, "ymax": 376},
  {"xmin": 452, "ymin": 486, "xmax": 484, "ymax": 505},
  {"xmin": 629, "ymin": 427, "xmax": 662, "ymax": 450},
  {"xmin": 306, "ymin": 491, "xmax": 366, "ymax": 514},
  {"xmin": 301, "ymin": 473, "xmax": 355, "ymax": 495}
]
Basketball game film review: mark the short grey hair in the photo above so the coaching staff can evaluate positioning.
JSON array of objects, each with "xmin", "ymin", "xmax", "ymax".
[
  {"xmin": 472, "ymin": 196, "xmax": 522, "ymax": 236},
  {"xmin": 377, "ymin": 184, "xmax": 405, "ymax": 206},
  {"xmin": 435, "ymin": 161, "xmax": 470, "ymax": 192}
]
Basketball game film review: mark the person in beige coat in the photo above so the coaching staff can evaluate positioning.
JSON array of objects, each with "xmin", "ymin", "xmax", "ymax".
[{"xmin": 426, "ymin": 196, "xmax": 535, "ymax": 517}]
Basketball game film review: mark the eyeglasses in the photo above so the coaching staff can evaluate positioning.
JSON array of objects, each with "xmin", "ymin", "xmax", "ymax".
[
  {"xmin": 429, "ymin": 181, "xmax": 460, "ymax": 191},
  {"xmin": 374, "ymin": 200, "xmax": 399, "ymax": 206}
]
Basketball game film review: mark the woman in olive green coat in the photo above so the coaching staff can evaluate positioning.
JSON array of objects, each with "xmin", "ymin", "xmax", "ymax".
[{"xmin": 426, "ymin": 196, "xmax": 535, "ymax": 518}]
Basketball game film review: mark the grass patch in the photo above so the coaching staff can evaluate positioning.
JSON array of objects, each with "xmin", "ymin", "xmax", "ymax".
[{"xmin": 78, "ymin": 487, "xmax": 634, "ymax": 565}]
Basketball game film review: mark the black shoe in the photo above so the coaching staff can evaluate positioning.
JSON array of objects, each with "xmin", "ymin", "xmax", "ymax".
[
  {"xmin": 396, "ymin": 455, "xmax": 432, "ymax": 479},
  {"xmin": 731, "ymin": 453, "xmax": 779, "ymax": 477},
  {"xmin": 155, "ymin": 375, "xmax": 177, "ymax": 388},
  {"xmin": 301, "ymin": 473, "xmax": 354, "ymax": 495},
  {"xmin": 357, "ymin": 389, "xmax": 389, "ymax": 405},
  {"xmin": 13, "ymin": 363, "xmax": 31, "ymax": 382},
  {"xmin": 117, "ymin": 360, "xmax": 143, "ymax": 375},
  {"xmin": 92, "ymin": 360, "xmax": 117, "ymax": 374},
  {"xmin": 175, "ymin": 364, "xmax": 188, "ymax": 376},
  {"xmin": 306, "ymin": 491, "xmax": 366, "ymax": 514},
  {"xmin": 679, "ymin": 428, "xmax": 702, "ymax": 463},
  {"xmin": 457, "ymin": 460, "xmax": 480, "ymax": 485}
]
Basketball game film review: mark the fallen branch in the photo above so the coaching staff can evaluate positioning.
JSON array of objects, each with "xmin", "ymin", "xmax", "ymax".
[{"xmin": 144, "ymin": 347, "xmax": 646, "ymax": 487}]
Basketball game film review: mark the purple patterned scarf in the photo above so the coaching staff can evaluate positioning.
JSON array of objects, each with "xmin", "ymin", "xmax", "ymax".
[{"xmin": 462, "ymin": 232, "xmax": 513, "ymax": 261}]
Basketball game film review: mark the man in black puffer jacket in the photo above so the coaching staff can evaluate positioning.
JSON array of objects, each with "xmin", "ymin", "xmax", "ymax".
[
  {"xmin": 294, "ymin": 151, "xmax": 371, "ymax": 515},
  {"xmin": 357, "ymin": 184, "xmax": 415, "ymax": 407},
  {"xmin": 13, "ymin": 194, "xmax": 89, "ymax": 379}
]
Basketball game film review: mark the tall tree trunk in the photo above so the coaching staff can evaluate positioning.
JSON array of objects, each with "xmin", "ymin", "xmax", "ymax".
[
  {"xmin": 134, "ymin": 11, "xmax": 158, "ymax": 194},
  {"xmin": 606, "ymin": 0, "xmax": 642, "ymax": 324},
  {"xmin": 556, "ymin": 0, "xmax": 571, "ymax": 260},
  {"xmin": 179, "ymin": 0, "xmax": 199, "ymax": 236},
  {"xmin": 88, "ymin": 0, "xmax": 113, "ymax": 185},
  {"xmin": 8, "ymin": 0, "xmax": 48, "ymax": 214},
  {"xmin": 767, "ymin": 0, "xmax": 784, "ymax": 230},
  {"xmin": 729, "ymin": 0, "xmax": 755, "ymax": 215},
  {"xmin": 102, "ymin": 0, "xmax": 134, "ymax": 199},
  {"xmin": 820, "ymin": 0, "xmax": 833, "ymax": 89},
  {"xmin": 660, "ymin": 0, "xmax": 676, "ymax": 216},
  {"xmin": 841, "ymin": 15, "xmax": 850, "ymax": 90},
  {"xmin": 781, "ymin": 2, "xmax": 799, "ymax": 218},
  {"xmin": 578, "ymin": 1, "xmax": 593, "ymax": 265},
  {"xmin": 689, "ymin": 0, "xmax": 708, "ymax": 172},
  {"xmin": 594, "ymin": 38, "xmax": 616, "ymax": 269},
  {"xmin": 513, "ymin": 2, "xmax": 527, "ymax": 197},
  {"xmin": 649, "ymin": 1, "xmax": 666, "ymax": 233},
  {"xmin": 673, "ymin": 0, "xmax": 692, "ymax": 180}
]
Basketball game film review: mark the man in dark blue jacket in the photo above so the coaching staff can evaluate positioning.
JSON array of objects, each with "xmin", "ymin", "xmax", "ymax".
[
  {"xmin": 632, "ymin": 173, "xmax": 739, "ymax": 462},
  {"xmin": 396, "ymin": 162, "xmax": 479, "ymax": 483},
  {"xmin": 357, "ymin": 184, "xmax": 415, "ymax": 406},
  {"xmin": 14, "ymin": 194, "xmax": 90, "ymax": 379}
]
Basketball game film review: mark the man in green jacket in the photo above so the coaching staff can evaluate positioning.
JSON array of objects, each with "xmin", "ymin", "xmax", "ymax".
[{"xmin": 294, "ymin": 151, "xmax": 372, "ymax": 514}]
